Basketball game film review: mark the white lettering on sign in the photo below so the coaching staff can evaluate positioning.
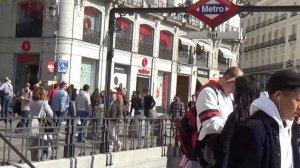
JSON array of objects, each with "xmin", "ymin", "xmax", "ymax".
[{"xmin": 200, "ymin": 4, "xmax": 226, "ymax": 14}]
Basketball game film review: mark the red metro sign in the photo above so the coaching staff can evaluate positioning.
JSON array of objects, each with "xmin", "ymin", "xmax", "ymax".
[{"xmin": 187, "ymin": 0, "xmax": 240, "ymax": 28}]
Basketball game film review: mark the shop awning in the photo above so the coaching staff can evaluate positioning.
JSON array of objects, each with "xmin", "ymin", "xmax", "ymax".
[
  {"xmin": 179, "ymin": 37, "xmax": 195, "ymax": 47},
  {"xmin": 197, "ymin": 77, "xmax": 209, "ymax": 85},
  {"xmin": 197, "ymin": 41, "xmax": 212, "ymax": 52},
  {"xmin": 219, "ymin": 48, "xmax": 236, "ymax": 60}
]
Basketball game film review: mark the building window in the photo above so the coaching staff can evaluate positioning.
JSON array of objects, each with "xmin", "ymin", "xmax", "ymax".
[
  {"xmin": 115, "ymin": 18, "xmax": 133, "ymax": 52},
  {"xmin": 16, "ymin": 2, "xmax": 44, "ymax": 37},
  {"xmin": 159, "ymin": 31, "xmax": 173, "ymax": 60},
  {"xmin": 138, "ymin": 25, "xmax": 154, "ymax": 56},
  {"xmin": 83, "ymin": 7, "xmax": 101, "ymax": 45}
]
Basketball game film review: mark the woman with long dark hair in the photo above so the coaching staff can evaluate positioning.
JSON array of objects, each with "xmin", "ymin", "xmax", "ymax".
[{"xmin": 214, "ymin": 75, "xmax": 260, "ymax": 168}]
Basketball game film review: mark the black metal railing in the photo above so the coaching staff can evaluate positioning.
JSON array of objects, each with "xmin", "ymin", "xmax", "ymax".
[
  {"xmin": 138, "ymin": 43, "xmax": 153, "ymax": 56},
  {"xmin": 83, "ymin": 29, "xmax": 100, "ymax": 45},
  {"xmin": 196, "ymin": 54, "xmax": 208, "ymax": 68},
  {"xmin": 115, "ymin": 38, "xmax": 133, "ymax": 52},
  {"xmin": 178, "ymin": 50, "xmax": 191, "ymax": 64},
  {"xmin": 289, "ymin": 34, "xmax": 297, "ymax": 42},
  {"xmin": 0, "ymin": 116, "xmax": 175, "ymax": 165},
  {"xmin": 159, "ymin": 47, "xmax": 173, "ymax": 61},
  {"xmin": 291, "ymin": 12, "xmax": 298, "ymax": 17}
]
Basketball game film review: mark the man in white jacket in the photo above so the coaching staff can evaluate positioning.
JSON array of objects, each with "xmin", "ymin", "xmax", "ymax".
[{"xmin": 76, "ymin": 84, "xmax": 92, "ymax": 142}]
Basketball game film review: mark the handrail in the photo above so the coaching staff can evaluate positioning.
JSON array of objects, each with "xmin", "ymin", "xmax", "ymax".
[{"xmin": 0, "ymin": 132, "xmax": 36, "ymax": 168}]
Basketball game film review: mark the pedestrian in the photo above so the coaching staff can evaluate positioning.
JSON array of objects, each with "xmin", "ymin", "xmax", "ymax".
[
  {"xmin": 19, "ymin": 83, "xmax": 32, "ymax": 128},
  {"xmin": 51, "ymin": 82, "xmax": 69, "ymax": 126},
  {"xmin": 196, "ymin": 67, "xmax": 243, "ymax": 167},
  {"xmin": 28, "ymin": 86, "xmax": 54, "ymax": 161},
  {"xmin": 108, "ymin": 89, "xmax": 123, "ymax": 152},
  {"xmin": 0, "ymin": 77, "xmax": 14, "ymax": 123},
  {"xmin": 130, "ymin": 91, "xmax": 143, "ymax": 116},
  {"xmin": 169, "ymin": 95, "xmax": 185, "ymax": 136},
  {"xmin": 214, "ymin": 75, "xmax": 260, "ymax": 168},
  {"xmin": 75, "ymin": 84, "xmax": 92, "ymax": 142},
  {"xmin": 187, "ymin": 94, "xmax": 197, "ymax": 112},
  {"xmin": 90, "ymin": 88, "xmax": 101, "ymax": 115},
  {"xmin": 143, "ymin": 89, "xmax": 156, "ymax": 118},
  {"xmin": 228, "ymin": 70, "xmax": 300, "ymax": 168},
  {"xmin": 48, "ymin": 83, "xmax": 58, "ymax": 106},
  {"xmin": 67, "ymin": 84, "xmax": 77, "ymax": 117}
]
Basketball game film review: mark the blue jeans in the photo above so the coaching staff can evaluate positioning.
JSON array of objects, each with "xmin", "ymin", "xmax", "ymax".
[
  {"xmin": 1, "ymin": 95, "xmax": 11, "ymax": 120},
  {"xmin": 77, "ymin": 111, "xmax": 89, "ymax": 142}
]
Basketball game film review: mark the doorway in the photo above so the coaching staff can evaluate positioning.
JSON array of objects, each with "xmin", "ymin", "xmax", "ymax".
[
  {"xmin": 136, "ymin": 76, "xmax": 150, "ymax": 93},
  {"xmin": 176, "ymin": 75, "xmax": 190, "ymax": 106},
  {"xmin": 15, "ymin": 55, "xmax": 40, "ymax": 92}
]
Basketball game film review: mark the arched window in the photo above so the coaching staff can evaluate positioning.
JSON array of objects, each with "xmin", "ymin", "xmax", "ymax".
[
  {"xmin": 159, "ymin": 31, "xmax": 173, "ymax": 60},
  {"xmin": 16, "ymin": 2, "xmax": 44, "ymax": 37},
  {"xmin": 115, "ymin": 18, "xmax": 133, "ymax": 52},
  {"xmin": 138, "ymin": 25, "xmax": 154, "ymax": 56},
  {"xmin": 83, "ymin": 7, "xmax": 101, "ymax": 45}
]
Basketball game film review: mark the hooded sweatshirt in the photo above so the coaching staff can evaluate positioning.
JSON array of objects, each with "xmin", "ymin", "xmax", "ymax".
[
  {"xmin": 250, "ymin": 92, "xmax": 294, "ymax": 168},
  {"xmin": 76, "ymin": 90, "xmax": 92, "ymax": 114}
]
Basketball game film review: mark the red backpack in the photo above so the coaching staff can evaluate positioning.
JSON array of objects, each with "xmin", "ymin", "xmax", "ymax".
[
  {"xmin": 176, "ymin": 84, "xmax": 219, "ymax": 160},
  {"xmin": 176, "ymin": 110, "xmax": 199, "ymax": 160}
]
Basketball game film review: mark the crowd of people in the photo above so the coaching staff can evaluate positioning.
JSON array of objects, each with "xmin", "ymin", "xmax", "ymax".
[{"xmin": 179, "ymin": 67, "xmax": 300, "ymax": 168}]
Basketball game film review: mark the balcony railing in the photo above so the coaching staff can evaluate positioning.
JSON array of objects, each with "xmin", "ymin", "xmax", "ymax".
[
  {"xmin": 159, "ymin": 47, "xmax": 172, "ymax": 61},
  {"xmin": 138, "ymin": 43, "xmax": 153, "ymax": 56},
  {"xmin": 280, "ymin": 13, "xmax": 287, "ymax": 20},
  {"xmin": 196, "ymin": 54, "xmax": 208, "ymax": 68},
  {"xmin": 178, "ymin": 50, "xmax": 191, "ymax": 64},
  {"xmin": 291, "ymin": 12, "xmax": 297, "ymax": 17},
  {"xmin": 115, "ymin": 37, "xmax": 133, "ymax": 52},
  {"xmin": 83, "ymin": 29, "xmax": 100, "ymax": 45},
  {"xmin": 218, "ymin": 61, "xmax": 229, "ymax": 71},
  {"xmin": 289, "ymin": 34, "xmax": 297, "ymax": 42}
]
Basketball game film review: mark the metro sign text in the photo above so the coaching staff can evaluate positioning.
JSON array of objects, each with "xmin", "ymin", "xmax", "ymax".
[
  {"xmin": 187, "ymin": 0, "xmax": 240, "ymax": 28},
  {"xmin": 201, "ymin": 4, "xmax": 226, "ymax": 14}
]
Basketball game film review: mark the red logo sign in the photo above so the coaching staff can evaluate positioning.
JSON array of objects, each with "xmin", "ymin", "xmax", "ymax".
[
  {"xmin": 21, "ymin": 40, "xmax": 31, "ymax": 52},
  {"xmin": 187, "ymin": 0, "xmax": 240, "ymax": 28},
  {"xmin": 138, "ymin": 69, "xmax": 150, "ymax": 75},
  {"xmin": 47, "ymin": 61, "xmax": 55, "ymax": 73},
  {"xmin": 142, "ymin": 58, "xmax": 148, "ymax": 67}
]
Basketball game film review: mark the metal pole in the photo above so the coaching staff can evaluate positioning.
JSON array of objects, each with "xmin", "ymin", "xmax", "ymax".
[
  {"xmin": 240, "ymin": 6, "xmax": 300, "ymax": 12},
  {"xmin": 0, "ymin": 132, "xmax": 36, "ymax": 168}
]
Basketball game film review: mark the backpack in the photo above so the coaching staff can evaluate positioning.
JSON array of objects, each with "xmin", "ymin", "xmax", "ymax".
[
  {"xmin": 176, "ymin": 109, "xmax": 199, "ymax": 160},
  {"xmin": 176, "ymin": 85, "xmax": 219, "ymax": 163}
]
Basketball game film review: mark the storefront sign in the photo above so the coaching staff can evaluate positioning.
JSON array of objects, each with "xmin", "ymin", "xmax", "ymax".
[
  {"xmin": 47, "ymin": 61, "xmax": 55, "ymax": 73},
  {"xmin": 21, "ymin": 40, "xmax": 31, "ymax": 52},
  {"xmin": 197, "ymin": 68, "xmax": 209, "ymax": 77},
  {"xmin": 18, "ymin": 55, "xmax": 39, "ymax": 62},
  {"xmin": 57, "ymin": 60, "xmax": 69, "ymax": 73},
  {"xmin": 178, "ymin": 64, "xmax": 192, "ymax": 75},
  {"xmin": 142, "ymin": 58, "xmax": 148, "ymax": 67},
  {"xmin": 138, "ymin": 69, "xmax": 150, "ymax": 75}
]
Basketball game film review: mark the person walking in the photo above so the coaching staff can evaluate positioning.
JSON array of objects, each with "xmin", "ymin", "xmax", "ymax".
[
  {"xmin": 19, "ymin": 83, "xmax": 32, "ymax": 127},
  {"xmin": 28, "ymin": 87, "xmax": 54, "ymax": 161},
  {"xmin": 108, "ymin": 89, "xmax": 123, "ymax": 152},
  {"xmin": 187, "ymin": 94, "xmax": 197, "ymax": 112},
  {"xmin": 169, "ymin": 95, "xmax": 185, "ymax": 135},
  {"xmin": 130, "ymin": 91, "xmax": 143, "ymax": 116},
  {"xmin": 214, "ymin": 75, "xmax": 260, "ymax": 168},
  {"xmin": 76, "ymin": 84, "xmax": 92, "ymax": 142},
  {"xmin": 0, "ymin": 77, "xmax": 14, "ymax": 123},
  {"xmin": 196, "ymin": 67, "xmax": 243, "ymax": 167},
  {"xmin": 48, "ymin": 83, "xmax": 58, "ymax": 106},
  {"xmin": 228, "ymin": 70, "xmax": 300, "ymax": 168},
  {"xmin": 51, "ymin": 82, "xmax": 69, "ymax": 126},
  {"xmin": 143, "ymin": 89, "xmax": 156, "ymax": 118}
]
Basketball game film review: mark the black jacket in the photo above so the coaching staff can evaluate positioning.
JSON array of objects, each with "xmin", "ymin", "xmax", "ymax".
[
  {"xmin": 215, "ymin": 112, "xmax": 240, "ymax": 168},
  {"xmin": 228, "ymin": 111, "xmax": 300, "ymax": 168}
]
